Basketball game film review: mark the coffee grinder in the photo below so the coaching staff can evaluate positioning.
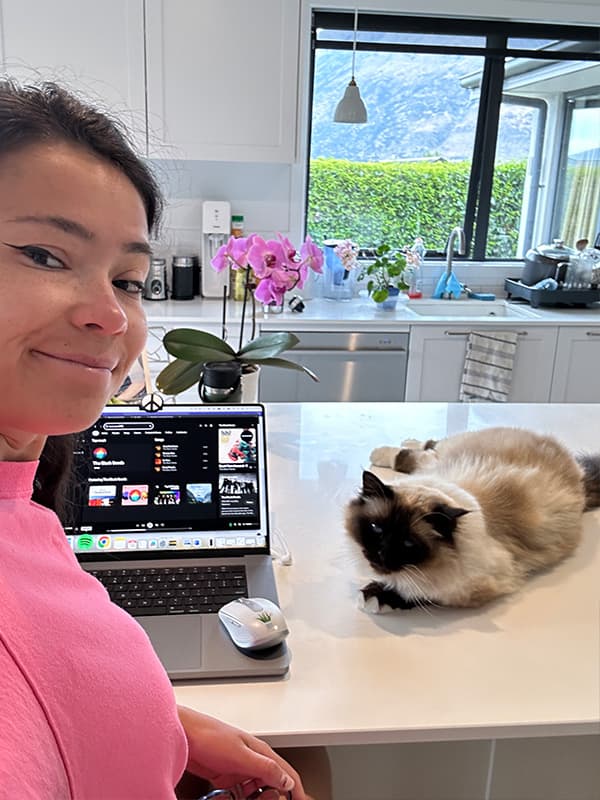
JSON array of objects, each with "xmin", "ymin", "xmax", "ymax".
[{"xmin": 201, "ymin": 200, "xmax": 231, "ymax": 298}]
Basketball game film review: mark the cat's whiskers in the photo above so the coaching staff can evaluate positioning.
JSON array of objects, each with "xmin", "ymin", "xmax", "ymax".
[
  {"xmin": 399, "ymin": 572, "xmax": 436, "ymax": 617},
  {"xmin": 403, "ymin": 566, "xmax": 444, "ymax": 611}
]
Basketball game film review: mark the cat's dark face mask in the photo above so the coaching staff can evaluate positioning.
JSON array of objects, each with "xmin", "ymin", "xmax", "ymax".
[{"xmin": 352, "ymin": 471, "xmax": 469, "ymax": 574}]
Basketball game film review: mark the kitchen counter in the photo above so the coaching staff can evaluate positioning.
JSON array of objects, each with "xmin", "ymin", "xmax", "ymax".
[
  {"xmin": 173, "ymin": 402, "xmax": 600, "ymax": 747},
  {"xmin": 144, "ymin": 294, "xmax": 600, "ymax": 331}
]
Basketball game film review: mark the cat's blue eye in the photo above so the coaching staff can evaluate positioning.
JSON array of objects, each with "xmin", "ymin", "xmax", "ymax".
[
  {"xmin": 404, "ymin": 539, "xmax": 414, "ymax": 548},
  {"xmin": 370, "ymin": 522, "xmax": 383, "ymax": 535}
]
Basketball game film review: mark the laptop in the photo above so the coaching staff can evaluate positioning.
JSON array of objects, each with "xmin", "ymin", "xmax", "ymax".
[{"xmin": 65, "ymin": 403, "xmax": 289, "ymax": 680}]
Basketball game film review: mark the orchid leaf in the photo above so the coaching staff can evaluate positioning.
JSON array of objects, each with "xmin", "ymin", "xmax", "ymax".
[
  {"xmin": 155, "ymin": 359, "xmax": 204, "ymax": 395},
  {"xmin": 163, "ymin": 328, "xmax": 236, "ymax": 363},
  {"xmin": 238, "ymin": 332, "xmax": 300, "ymax": 360},
  {"xmin": 258, "ymin": 357, "xmax": 319, "ymax": 382}
]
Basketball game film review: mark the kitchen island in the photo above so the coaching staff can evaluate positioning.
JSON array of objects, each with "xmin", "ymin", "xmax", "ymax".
[{"xmin": 174, "ymin": 402, "xmax": 599, "ymax": 800}]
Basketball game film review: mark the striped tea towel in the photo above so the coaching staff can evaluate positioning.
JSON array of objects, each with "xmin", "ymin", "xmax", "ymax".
[{"xmin": 459, "ymin": 331, "xmax": 519, "ymax": 402}]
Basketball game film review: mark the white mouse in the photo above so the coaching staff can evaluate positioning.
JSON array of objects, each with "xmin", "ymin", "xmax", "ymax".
[{"xmin": 218, "ymin": 597, "xmax": 289, "ymax": 651}]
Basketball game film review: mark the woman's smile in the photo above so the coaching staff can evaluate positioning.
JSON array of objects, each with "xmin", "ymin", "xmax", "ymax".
[{"xmin": 31, "ymin": 349, "xmax": 118, "ymax": 373}]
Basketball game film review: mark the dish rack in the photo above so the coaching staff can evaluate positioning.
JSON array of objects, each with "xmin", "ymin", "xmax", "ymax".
[{"xmin": 504, "ymin": 278, "xmax": 600, "ymax": 308}]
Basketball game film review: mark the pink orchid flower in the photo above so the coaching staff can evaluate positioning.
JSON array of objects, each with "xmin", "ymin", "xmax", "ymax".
[
  {"xmin": 210, "ymin": 237, "xmax": 235, "ymax": 272},
  {"xmin": 254, "ymin": 277, "xmax": 286, "ymax": 306},
  {"xmin": 247, "ymin": 236, "xmax": 286, "ymax": 279},
  {"xmin": 211, "ymin": 234, "xmax": 257, "ymax": 272},
  {"xmin": 230, "ymin": 234, "xmax": 256, "ymax": 268},
  {"xmin": 300, "ymin": 235, "xmax": 324, "ymax": 274}
]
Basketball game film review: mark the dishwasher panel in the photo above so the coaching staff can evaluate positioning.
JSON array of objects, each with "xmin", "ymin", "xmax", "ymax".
[{"xmin": 259, "ymin": 332, "xmax": 409, "ymax": 402}]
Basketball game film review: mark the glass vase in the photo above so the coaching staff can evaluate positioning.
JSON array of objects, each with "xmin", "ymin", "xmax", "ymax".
[{"xmin": 263, "ymin": 301, "xmax": 284, "ymax": 314}]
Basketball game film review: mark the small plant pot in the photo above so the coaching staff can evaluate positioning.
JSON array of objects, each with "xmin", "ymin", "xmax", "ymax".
[{"xmin": 375, "ymin": 286, "xmax": 400, "ymax": 310}]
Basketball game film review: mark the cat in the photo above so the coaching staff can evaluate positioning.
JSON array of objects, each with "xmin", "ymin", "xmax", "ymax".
[{"xmin": 345, "ymin": 426, "xmax": 600, "ymax": 613}]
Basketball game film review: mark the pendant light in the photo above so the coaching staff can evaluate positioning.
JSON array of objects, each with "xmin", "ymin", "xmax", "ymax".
[{"xmin": 333, "ymin": 8, "xmax": 368, "ymax": 124}]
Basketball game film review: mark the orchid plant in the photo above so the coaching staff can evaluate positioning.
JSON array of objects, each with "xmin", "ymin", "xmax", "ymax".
[
  {"xmin": 155, "ymin": 233, "xmax": 324, "ymax": 398},
  {"xmin": 211, "ymin": 232, "xmax": 324, "ymax": 306}
]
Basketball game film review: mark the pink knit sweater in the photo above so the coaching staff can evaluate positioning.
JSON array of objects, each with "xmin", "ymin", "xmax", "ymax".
[{"xmin": 0, "ymin": 461, "xmax": 188, "ymax": 799}]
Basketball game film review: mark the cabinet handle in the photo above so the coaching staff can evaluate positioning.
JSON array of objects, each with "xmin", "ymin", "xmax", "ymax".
[
  {"xmin": 444, "ymin": 330, "xmax": 528, "ymax": 336},
  {"xmin": 586, "ymin": 331, "xmax": 600, "ymax": 336}
]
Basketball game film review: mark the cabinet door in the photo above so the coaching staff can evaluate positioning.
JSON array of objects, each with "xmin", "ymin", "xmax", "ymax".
[
  {"xmin": 405, "ymin": 325, "xmax": 557, "ymax": 402},
  {"xmin": 405, "ymin": 326, "xmax": 468, "ymax": 401},
  {"xmin": 0, "ymin": 0, "xmax": 146, "ymax": 152},
  {"xmin": 550, "ymin": 326, "xmax": 600, "ymax": 402},
  {"xmin": 145, "ymin": 0, "xmax": 300, "ymax": 161}
]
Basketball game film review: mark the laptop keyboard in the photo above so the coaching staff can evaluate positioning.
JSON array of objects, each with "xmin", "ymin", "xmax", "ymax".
[{"xmin": 90, "ymin": 565, "xmax": 248, "ymax": 616}]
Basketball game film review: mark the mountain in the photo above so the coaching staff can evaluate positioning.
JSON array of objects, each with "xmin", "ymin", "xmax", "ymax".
[{"xmin": 310, "ymin": 45, "xmax": 533, "ymax": 163}]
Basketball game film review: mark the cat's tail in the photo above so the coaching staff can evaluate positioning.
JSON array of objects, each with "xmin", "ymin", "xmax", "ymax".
[{"xmin": 576, "ymin": 454, "xmax": 600, "ymax": 510}]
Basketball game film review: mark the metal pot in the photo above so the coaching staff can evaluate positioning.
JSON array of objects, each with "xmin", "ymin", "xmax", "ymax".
[{"xmin": 520, "ymin": 239, "xmax": 576, "ymax": 286}]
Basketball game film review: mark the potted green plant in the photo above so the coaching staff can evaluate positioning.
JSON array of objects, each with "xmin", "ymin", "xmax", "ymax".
[
  {"xmin": 155, "ymin": 232, "xmax": 323, "ymax": 401},
  {"xmin": 155, "ymin": 328, "xmax": 318, "ymax": 400},
  {"xmin": 358, "ymin": 244, "xmax": 409, "ymax": 308}
]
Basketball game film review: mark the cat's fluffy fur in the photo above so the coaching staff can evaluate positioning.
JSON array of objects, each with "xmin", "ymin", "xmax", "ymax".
[{"xmin": 345, "ymin": 427, "xmax": 600, "ymax": 613}]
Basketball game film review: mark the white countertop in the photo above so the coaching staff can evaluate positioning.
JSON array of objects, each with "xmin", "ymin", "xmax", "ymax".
[
  {"xmin": 144, "ymin": 295, "xmax": 600, "ymax": 332},
  {"xmin": 173, "ymin": 403, "xmax": 600, "ymax": 747}
]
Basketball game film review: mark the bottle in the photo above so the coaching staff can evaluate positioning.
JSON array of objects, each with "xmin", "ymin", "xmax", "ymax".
[
  {"xmin": 407, "ymin": 237, "xmax": 424, "ymax": 299},
  {"xmin": 231, "ymin": 214, "xmax": 247, "ymax": 301}
]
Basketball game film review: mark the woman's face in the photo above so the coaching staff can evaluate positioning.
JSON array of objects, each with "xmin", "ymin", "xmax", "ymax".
[{"xmin": 0, "ymin": 142, "xmax": 150, "ymax": 439}]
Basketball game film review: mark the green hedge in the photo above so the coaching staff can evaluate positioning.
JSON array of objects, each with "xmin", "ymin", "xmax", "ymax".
[{"xmin": 307, "ymin": 157, "xmax": 527, "ymax": 256}]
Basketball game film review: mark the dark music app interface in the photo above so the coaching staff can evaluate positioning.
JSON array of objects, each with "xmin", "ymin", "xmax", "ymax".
[{"xmin": 65, "ymin": 407, "xmax": 268, "ymax": 555}]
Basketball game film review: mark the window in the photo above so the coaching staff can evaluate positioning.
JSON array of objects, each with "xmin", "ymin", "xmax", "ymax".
[{"xmin": 307, "ymin": 14, "xmax": 600, "ymax": 261}]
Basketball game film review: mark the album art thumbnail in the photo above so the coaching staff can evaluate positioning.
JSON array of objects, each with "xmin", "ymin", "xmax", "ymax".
[
  {"xmin": 88, "ymin": 485, "xmax": 117, "ymax": 507},
  {"xmin": 186, "ymin": 483, "xmax": 212, "ymax": 504},
  {"xmin": 153, "ymin": 485, "xmax": 181, "ymax": 505},
  {"xmin": 219, "ymin": 473, "xmax": 257, "ymax": 495},
  {"xmin": 218, "ymin": 427, "xmax": 256, "ymax": 465},
  {"xmin": 122, "ymin": 484, "xmax": 149, "ymax": 506}
]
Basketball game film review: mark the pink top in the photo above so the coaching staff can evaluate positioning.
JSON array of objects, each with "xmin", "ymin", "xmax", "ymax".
[{"xmin": 0, "ymin": 461, "xmax": 188, "ymax": 799}]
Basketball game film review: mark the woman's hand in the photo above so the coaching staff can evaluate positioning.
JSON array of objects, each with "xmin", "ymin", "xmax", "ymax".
[{"xmin": 177, "ymin": 706, "xmax": 307, "ymax": 800}]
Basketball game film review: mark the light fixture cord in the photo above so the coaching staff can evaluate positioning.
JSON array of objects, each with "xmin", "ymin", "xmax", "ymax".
[{"xmin": 351, "ymin": 8, "xmax": 358, "ymax": 78}]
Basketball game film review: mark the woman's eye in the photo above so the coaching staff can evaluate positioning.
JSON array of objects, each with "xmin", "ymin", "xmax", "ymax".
[
  {"xmin": 10, "ymin": 244, "xmax": 64, "ymax": 269},
  {"xmin": 113, "ymin": 278, "xmax": 145, "ymax": 295},
  {"xmin": 370, "ymin": 522, "xmax": 383, "ymax": 535}
]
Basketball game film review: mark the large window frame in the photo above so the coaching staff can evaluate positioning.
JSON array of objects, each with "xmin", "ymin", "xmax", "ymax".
[{"xmin": 309, "ymin": 12, "xmax": 600, "ymax": 260}]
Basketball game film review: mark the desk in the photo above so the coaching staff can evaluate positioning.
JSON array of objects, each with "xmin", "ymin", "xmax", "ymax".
[{"xmin": 174, "ymin": 404, "xmax": 599, "ymax": 796}]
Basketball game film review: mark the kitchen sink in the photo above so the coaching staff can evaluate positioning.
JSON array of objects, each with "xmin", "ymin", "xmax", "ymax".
[{"xmin": 405, "ymin": 300, "xmax": 540, "ymax": 319}]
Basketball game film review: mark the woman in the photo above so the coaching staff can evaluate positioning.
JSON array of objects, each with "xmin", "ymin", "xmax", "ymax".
[{"xmin": 0, "ymin": 80, "xmax": 317, "ymax": 799}]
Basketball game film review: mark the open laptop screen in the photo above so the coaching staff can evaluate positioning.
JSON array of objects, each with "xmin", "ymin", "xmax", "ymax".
[{"xmin": 65, "ymin": 404, "xmax": 270, "ymax": 561}]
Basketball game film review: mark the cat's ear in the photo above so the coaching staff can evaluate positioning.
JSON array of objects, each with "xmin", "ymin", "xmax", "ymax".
[
  {"xmin": 424, "ymin": 503, "xmax": 469, "ymax": 541},
  {"xmin": 361, "ymin": 470, "xmax": 393, "ymax": 500}
]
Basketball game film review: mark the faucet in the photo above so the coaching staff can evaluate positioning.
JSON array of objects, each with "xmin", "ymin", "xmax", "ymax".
[
  {"xmin": 432, "ymin": 226, "xmax": 466, "ymax": 299},
  {"xmin": 446, "ymin": 226, "xmax": 466, "ymax": 278}
]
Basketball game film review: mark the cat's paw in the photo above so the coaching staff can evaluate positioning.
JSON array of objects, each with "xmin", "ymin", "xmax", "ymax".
[
  {"xmin": 369, "ymin": 446, "xmax": 399, "ymax": 468},
  {"xmin": 358, "ymin": 581, "xmax": 396, "ymax": 614}
]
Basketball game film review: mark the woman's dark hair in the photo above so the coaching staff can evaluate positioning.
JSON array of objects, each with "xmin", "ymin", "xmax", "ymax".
[
  {"xmin": 0, "ymin": 79, "xmax": 162, "ymax": 233},
  {"xmin": 0, "ymin": 80, "xmax": 164, "ymax": 517}
]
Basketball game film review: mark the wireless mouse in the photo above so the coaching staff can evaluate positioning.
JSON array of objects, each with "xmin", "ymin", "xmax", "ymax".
[{"xmin": 218, "ymin": 597, "xmax": 289, "ymax": 651}]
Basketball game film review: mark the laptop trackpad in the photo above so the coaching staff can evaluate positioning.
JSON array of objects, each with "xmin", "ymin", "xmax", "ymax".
[{"xmin": 140, "ymin": 616, "xmax": 202, "ymax": 674}]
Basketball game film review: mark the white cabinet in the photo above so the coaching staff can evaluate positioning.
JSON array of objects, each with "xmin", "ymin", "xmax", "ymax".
[
  {"xmin": 550, "ymin": 326, "xmax": 600, "ymax": 402},
  {"xmin": 145, "ymin": 0, "xmax": 300, "ymax": 162},
  {"xmin": 0, "ymin": 0, "xmax": 147, "ymax": 151},
  {"xmin": 406, "ymin": 324, "xmax": 558, "ymax": 402}
]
